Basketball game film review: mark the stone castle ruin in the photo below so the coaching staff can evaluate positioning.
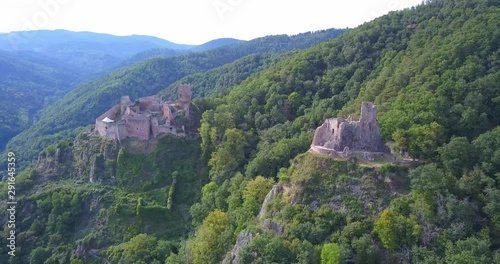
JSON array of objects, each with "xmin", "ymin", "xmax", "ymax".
[
  {"xmin": 311, "ymin": 102, "xmax": 393, "ymax": 161},
  {"xmin": 95, "ymin": 84, "xmax": 192, "ymax": 141}
]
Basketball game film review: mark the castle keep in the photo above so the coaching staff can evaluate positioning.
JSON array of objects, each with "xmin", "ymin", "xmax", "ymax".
[
  {"xmin": 311, "ymin": 102, "xmax": 392, "ymax": 160},
  {"xmin": 95, "ymin": 84, "xmax": 192, "ymax": 141}
]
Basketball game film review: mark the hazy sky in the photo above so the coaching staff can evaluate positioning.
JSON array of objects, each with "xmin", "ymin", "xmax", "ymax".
[{"xmin": 1, "ymin": 0, "xmax": 423, "ymax": 45}]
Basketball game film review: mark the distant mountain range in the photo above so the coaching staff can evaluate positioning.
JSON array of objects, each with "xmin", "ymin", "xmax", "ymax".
[{"xmin": 0, "ymin": 30, "xmax": 245, "ymax": 74}]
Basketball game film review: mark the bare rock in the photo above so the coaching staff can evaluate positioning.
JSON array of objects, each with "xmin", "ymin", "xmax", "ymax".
[
  {"xmin": 262, "ymin": 219, "xmax": 285, "ymax": 236},
  {"xmin": 258, "ymin": 185, "xmax": 282, "ymax": 219},
  {"xmin": 222, "ymin": 229, "xmax": 254, "ymax": 264}
]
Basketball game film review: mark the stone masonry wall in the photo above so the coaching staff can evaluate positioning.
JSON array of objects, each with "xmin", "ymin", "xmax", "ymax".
[
  {"xmin": 125, "ymin": 115, "xmax": 151, "ymax": 141},
  {"xmin": 96, "ymin": 104, "xmax": 121, "ymax": 122},
  {"xmin": 311, "ymin": 102, "xmax": 390, "ymax": 154},
  {"xmin": 96, "ymin": 85, "xmax": 192, "ymax": 141},
  {"xmin": 95, "ymin": 105, "xmax": 121, "ymax": 138},
  {"xmin": 139, "ymin": 96, "xmax": 162, "ymax": 112}
]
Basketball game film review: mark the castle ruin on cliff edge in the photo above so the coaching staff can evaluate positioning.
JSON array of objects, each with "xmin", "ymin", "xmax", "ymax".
[
  {"xmin": 310, "ymin": 102, "xmax": 394, "ymax": 161},
  {"xmin": 95, "ymin": 84, "xmax": 192, "ymax": 141}
]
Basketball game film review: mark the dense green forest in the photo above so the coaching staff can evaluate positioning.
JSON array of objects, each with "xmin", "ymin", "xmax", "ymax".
[
  {"xmin": 0, "ymin": 51, "xmax": 80, "ymax": 151},
  {"xmin": 0, "ymin": 133, "xmax": 208, "ymax": 263},
  {"xmin": 178, "ymin": 0, "xmax": 500, "ymax": 262},
  {"xmin": 158, "ymin": 52, "xmax": 293, "ymax": 100},
  {"xmin": 191, "ymin": 38, "xmax": 246, "ymax": 51},
  {"xmin": 1, "ymin": 0, "xmax": 500, "ymax": 263},
  {"xmin": 2, "ymin": 28, "xmax": 347, "ymax": 169}
]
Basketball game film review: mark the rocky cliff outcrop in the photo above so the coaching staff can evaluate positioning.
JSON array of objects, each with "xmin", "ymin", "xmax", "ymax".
[
  {"xmin": 224, "ymin": 184, "xmax": 288, "ymax": 263},
  {"xmin": 257, "ymin": 184, "xmax": 283, "ymax": 219},
  {"xmin": 222, "ymin": 229, "xmax": 254, "ymax": 264},
  {"xmin": 34, "ymin": 132, "xmax": 120, "ymax": 183}
]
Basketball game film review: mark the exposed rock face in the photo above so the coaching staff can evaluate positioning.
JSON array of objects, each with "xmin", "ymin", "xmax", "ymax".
[
  {"xmin": 222, "ymin": 229, "xmax": 254, "ymax": 264},
  {"xmin": 262, "ymin": 219, "xmax": 285, "ymax": 235},
  {"xmin": 258, "ymin": 184, "xmax": 282, "ymax": 219},
  {"xmin": 311, "ymin": 102, "xmax": 390, "ymax": 154},
  {"xmin": 223, "ymin": 184, "xmax": 287, "ymax": 263},
  {"xmin": 35, "ymin": 132, "xmax": 120, "ymax": 183}
]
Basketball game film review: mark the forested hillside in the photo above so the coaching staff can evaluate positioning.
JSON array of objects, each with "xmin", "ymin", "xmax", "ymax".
[
  {"xmin": 172, "ymin": 0, "xmax": 500, "ymax": 262},
  {"xmin": 118, "ymin": 38, "xmax": 245, "ymax": 68},
  {"xmin": 1, "ymin": 0, "xmax": 500, "ymax": 263},
  {"xmin": 158, "ymin": 52, "xmax": 293, "ymax": 100},
  {"xmin": 3, "ymin": 28, "xmax": 347, "ymax": 169},
  {"xmin": 0, "ymin": 51, "xmax": 80, "ymax": 151},
  {"xmin": 191, "ymin": 38, "xmax": 245, "ymax": 51},
  {"xmin": 0, "ymin": 133, "xmax": 208, "ymax": 263}
]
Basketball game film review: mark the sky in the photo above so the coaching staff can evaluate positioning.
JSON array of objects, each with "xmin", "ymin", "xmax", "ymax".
[{"xmin": 1, "ymin": 0, "xmax": 423, "ymax": 45}]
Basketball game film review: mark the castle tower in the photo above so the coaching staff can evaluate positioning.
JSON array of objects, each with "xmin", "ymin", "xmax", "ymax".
[
  {"xmin": 120, "ymin": 96, "xmax": 131, "ymax": 115},
  {"xmin": 178, "ymin": 84, "xmax": 192, "ymax": 117},
  {"xmin": 360, "ymin": 102, "xmax": 377, "ymax": 122},
  {"xmin": 178, "ymin": 84, "xmax": 192, "ymax": 104}
]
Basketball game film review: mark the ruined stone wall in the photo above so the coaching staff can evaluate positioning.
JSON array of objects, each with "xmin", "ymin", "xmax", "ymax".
[
  {"xmin": 95, "ymin": 121, "xmax": 109, "ymax": 138},
  {"xmin": 151, "ymin": 117, "xmax": 159, "ymax": 138},
  {"xmin": 121, "ymin": 96, "xmax": 131, "ymax": 114},
  {"xmin": 163, "ymin": 103, "xmax": 174, "ymax": 123},
  {"xmin": 125, "ymin": 115, "xmax": 151, "ymax": 141},
  {"xmin": 311, "ymin": 102, "xmax": 390, "ymax": 154},
  {"xmin": 96, "ymin": 120, "xmax": 128, "ymax": 141},
  {"xmin": 96, "ymin": 104, "xmax": 121, "ymax": 121},
  {"xmin": 311, "ymin": 122, "xmax": 331, "ymax": 147},
  {"xmin": 104, "ymin": 123, "xmax": 118, "ymax": 139},
  {"xmin": 157, "ymin": 125, "xmax": 184, "ymax": 137},
  {"xmin": 178, "ymin": 85, "xmax": 192, "ymax": 104},
  {"xmin": 127, "ymin": 106, "xmax": 140, "ymax": 115},
  {"xmin": 95, "ymin": 104, "xmax": 121, "ymax": 138},
  {"xmin": 178, "ymin": 85, "xmax": 192, "ymax": 117},
  {"xmin": 115, "ymin": 122, "xmax": 127, "ymax": 141},
  {"xmin": 96, "ymin": 86, "xmax": 193, "ymax": 142},
  {"xmin": 157, "ymin": 126, "xmax": 173, "ymax": 135},
  {"xmin": 311, "ymin": 118, "xmax": 346, "ymax": 148},
  {"xmin": 139, "ymin": 96, "xmax": 162, "ymax": 112}
]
